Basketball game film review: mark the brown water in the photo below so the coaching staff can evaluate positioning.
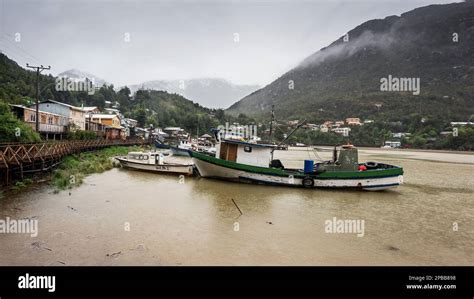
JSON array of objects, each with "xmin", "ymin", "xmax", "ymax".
[{"xmin": 0, "ymin": 148, "xmax": 473, "ymax": 265}]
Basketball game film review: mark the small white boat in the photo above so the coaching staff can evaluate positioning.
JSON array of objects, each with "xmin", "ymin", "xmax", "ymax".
[
  {"xmin": 196, "ymin": 144, "xmax": 216, "ymax": 156},
  {"xmin": 170, "ymin": 140, "xmax": 193, "ymax": 156},
  {"xmin": 116, "ymin": 151, "xmax": 194, "ymax": 175}
]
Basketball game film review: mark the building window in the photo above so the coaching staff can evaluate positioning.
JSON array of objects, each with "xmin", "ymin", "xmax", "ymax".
[
  {"xmin": 244, "ymin": 146, "xmax": 252, "ymax": 153},
  {"xmin": 30, "ymin": 114, "xmax": 35, "ymax": 122}
]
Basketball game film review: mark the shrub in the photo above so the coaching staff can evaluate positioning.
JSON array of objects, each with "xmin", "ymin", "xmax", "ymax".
[{"xmin": 0, "ymin": 100, "xmax": 41, "ymax": 143}]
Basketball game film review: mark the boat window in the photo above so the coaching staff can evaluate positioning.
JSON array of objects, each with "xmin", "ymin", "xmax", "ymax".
[
  {"xmin": 139, "ymin": 155, "xmax": 143, "ymax": 160},
  {"xmin": 143, "ymin": 155, "xmax": 148, "ymax": 160},
  {"xmin": 244, "ymin": 146, "xmax": 252, "ymax": 153}
]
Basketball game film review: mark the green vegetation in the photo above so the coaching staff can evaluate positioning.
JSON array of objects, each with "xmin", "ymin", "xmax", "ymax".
[
  {"xmin": 405, "ymin": 126, "xmax": 474, "ymax": 151},
  {"xmin": 277, "ymin": 124, "xmax": 389, "ymax": 147},
  {"xmin": 10, "ymin": 178, "xmax": 34, "ymax": 192},
  {"xmin": 276, "ymin": 120, "xmax": 474, "ymax": 150},
  {"xmin": 0, "ymin": 100, "xmax": 41, "ymax": 143},
  {"xmin": 66, "ymin": 130, "xmax": 97, "ymax": 140},
  {"xmin": 226, "ymin": 1, "xmax": 474, "ymax": 151},
  {"xmin": 0, "ymin": 53, "xmax": 253, "ymax": 142},
  {"xmin": 51, "ymin": 146, "xmax": 140, "ymax": 190},
  {"xmin": 1, "ymin": 25, "xmax": 472, "ymax": 151}
]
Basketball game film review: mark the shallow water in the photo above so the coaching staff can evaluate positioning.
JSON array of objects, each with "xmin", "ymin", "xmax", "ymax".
[{"xmin": 0, "ymin": 148, "xmax": 473, "ymax": 265}]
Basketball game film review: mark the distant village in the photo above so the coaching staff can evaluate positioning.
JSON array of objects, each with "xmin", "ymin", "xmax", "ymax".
[
  {"xmin": 8, "ymin": 98, "xmax": 473, "ymax": 149},
  {"xmin": 9, "ymin": 99, "xmax": 187, "ymax": 141},
  {"xmin": 284, "ymin": 117, "xmax": 473, "ymax": 148}
]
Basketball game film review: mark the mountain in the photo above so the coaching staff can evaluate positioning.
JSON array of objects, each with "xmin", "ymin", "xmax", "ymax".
[
  {"xmin": 127, "ymin": 78, "xmax": 259, "ymax": 109},
  {"xmin": 0, "ymin": 53, "xmax": 222, "ymax": 133},
  {"xmin": 58, "ymin": 69, "xmax": 107, "ymax": 87},
  {"xmin": 227, "ymin": 1, "xmax": 474, "ymax": 123}
]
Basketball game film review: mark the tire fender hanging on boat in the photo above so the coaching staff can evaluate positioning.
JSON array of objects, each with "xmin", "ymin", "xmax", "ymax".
[
  {"xmin": 302, "ymin": 176, "xmax": 314, "ymax": 188},
  {"xmin": 364, "ymin": 161, "xmax": 378, "ymax": 169}
]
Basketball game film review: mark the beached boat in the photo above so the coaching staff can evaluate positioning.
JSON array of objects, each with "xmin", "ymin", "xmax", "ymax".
[
  {"xmin": 155, "ymin": 139, "xmax": 170, "ymax": 149},
  {"xmin": 170, "ymin": 140, "xmax": 193, "ymax": 157},
  {"xmin": 116, "ymin": 151, "xmax": 194, "ymax": 175},
  {"xmin": 196, "ymin": 144, "xmax": 216, "ymax": 156},
  {"xmin": 189, "ymin": 137, "xmax": 404, "ymax": 191}
]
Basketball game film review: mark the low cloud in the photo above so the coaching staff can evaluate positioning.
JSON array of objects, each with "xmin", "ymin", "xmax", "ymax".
[{"xmin": 298, "ymin": 30, "xmax": 397, "ymax": 68}]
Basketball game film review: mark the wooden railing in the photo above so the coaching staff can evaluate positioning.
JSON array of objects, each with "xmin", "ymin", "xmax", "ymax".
[{"xmin": 0, "ymin": 138, "xmax": 151, "ymax": 185}]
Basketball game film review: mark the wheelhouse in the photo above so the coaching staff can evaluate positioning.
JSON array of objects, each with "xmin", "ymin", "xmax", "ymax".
[
  {"xmin": 215, "ymin": 139, "xmax": 275, "ymax": 167},
  {"xmin": 127, "ymin": 152, "xmax": 162, "ymax": 164}
]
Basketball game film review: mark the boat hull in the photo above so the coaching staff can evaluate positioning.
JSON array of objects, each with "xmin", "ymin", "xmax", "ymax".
[
  {"xmin": 155, "ymin": 140, "xmax": 170, "ymax": 149},
  {"xmin": 191, "ymin": 151, "xmax": 403, "ymax": 191},
  {"xmin": 116, "ymin": 157, "xmax": 194, "ymax": 175},
  {"xmin": 171, "ymin": 146, "xmax": 191, "ymax": 157}
]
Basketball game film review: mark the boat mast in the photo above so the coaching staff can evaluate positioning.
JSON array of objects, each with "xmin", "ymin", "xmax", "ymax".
[
  {"xmin": 269, "ymin": 105, "xmax": 274, "ymax": 143},
  {"xmin": 270, "ymin": 119, "xmax": 306, "ymax": 161}
]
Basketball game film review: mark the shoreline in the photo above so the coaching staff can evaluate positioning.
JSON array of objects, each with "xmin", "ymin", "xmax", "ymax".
[
  {"xmin": 289, "ymin": 146, "xmax": 474, "ymax": 155},
  {"xmin": 0, "ymin": 145, "xmax": 144, "ymax": 195}
]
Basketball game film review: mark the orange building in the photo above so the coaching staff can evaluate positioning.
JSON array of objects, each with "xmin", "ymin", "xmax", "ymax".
[{"xmin": 87, "ymin": 114, "xmax": 125, "ymax": 140}]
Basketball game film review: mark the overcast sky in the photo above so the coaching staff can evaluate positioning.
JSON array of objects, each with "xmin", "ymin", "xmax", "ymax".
[{"xmin": 0, "ymin": 0, "xmax": 461, "ymax": 87}]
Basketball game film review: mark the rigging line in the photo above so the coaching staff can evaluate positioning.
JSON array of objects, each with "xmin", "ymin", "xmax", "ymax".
[
  {"xmin": 0, "ymin": 42, "xmax": 34, "ymax": 65},
  {"xmin": 307, "ymin": 145, "xmax": 319, "ymax": 162},
  {"xmin": 313, "ymin": 148, "xmax": 323, "ymax": 161},
  {"xmin": 0, "ymin": 41, "xmax": 40, "ymax": 65},
  {"xmin": 0, "ymin": 34, "xmax": 42, "ymax": 64},
  {"xmin": 1, "ymin": 32, "xmax": 42, "ymax": 63},
  {"xmin": 0, "ymin": 48, "xmax": 41, "ymax": 72},
  {"xmin": 306, "ymin": 146, "xmax": 312, "ymax": 160}
]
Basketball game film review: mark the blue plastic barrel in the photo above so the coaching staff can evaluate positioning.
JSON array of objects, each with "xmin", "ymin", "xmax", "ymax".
[{"xmin": 304, "ymin": 160, "xmax": 314, "ymax": 173}]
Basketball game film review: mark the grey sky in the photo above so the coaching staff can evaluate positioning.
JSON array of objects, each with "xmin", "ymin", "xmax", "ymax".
[{"xmin": 0, "ymin": 0, "xmax": 460, "ymax": 87}]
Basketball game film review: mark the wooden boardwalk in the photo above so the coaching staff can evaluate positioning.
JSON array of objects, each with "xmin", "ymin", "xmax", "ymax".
[{"xmin": 0, "ymin": 138, "xmax": 150, "ymax": 186}]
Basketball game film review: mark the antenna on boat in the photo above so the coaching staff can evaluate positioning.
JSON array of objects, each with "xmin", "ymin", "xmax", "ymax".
[
  {"xmin": 269, "ymin": 105, "xmax": 275, "ymax": 142},
  {"xmin": 211, "ymin": 128, "xmax": 221, "ymax": 143},
  {"xmin": 270, "ymin": 119, "xmax": 307, "ymax": 161}
]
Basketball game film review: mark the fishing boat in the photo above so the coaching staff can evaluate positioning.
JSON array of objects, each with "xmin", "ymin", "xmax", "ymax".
[
  {"xmin": 170, "ymin": 140, "xmax": 193, "ymax": 157},
  {"xmin": 155, "ymin": 139, "xmax": 170, "ymax": 149},
  {"xmin": 116, "ymin": 151, "xmax": 194, "ymax": 175},
  {"xmin": 196, "ymin": 144, "xmax": 216, "ymax": 156},
  {"xmin": 189, "ymin": 128, "xmax": 403, "ymax": 191}
]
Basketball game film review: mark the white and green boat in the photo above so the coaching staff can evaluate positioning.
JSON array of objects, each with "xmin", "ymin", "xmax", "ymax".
[{"xmin": 189, "ymin": 138, "xmax": 403, "ymax": 191}]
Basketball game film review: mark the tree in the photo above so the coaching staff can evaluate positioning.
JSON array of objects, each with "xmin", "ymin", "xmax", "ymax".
[
  {"xmin": 215, "ymin": 109, "xmax": 225, "ymax": 122},
  {"xmin": 135, "ymin": 108, "xmax": 147, "ymax": 127},
  {"xmin": 0, "ymin": 100, "xmax": 41, "ymax": 143},
  {"xmin": 412, "ymin": 135, "xmax": 427, "ymax": 148}
]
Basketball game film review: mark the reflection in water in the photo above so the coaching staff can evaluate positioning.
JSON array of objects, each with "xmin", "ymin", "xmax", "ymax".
[{"xmin": 0, "ymin": 149, "xmax": 473, "ymax": 265}]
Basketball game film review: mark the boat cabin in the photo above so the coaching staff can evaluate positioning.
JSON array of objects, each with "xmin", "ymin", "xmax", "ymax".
[
  {"xmin": 216, "ymin": 139, "xmax": 275, "ymax": 167},
  {"xmin": 127, "ymin": 152, "xmax": 165, "ymax": 165}
]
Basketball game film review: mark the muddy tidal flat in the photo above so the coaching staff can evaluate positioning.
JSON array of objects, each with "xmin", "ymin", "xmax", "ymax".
[{"xmin": 0, "ymin": 148, "xmax": 473, "ymax": 265}]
